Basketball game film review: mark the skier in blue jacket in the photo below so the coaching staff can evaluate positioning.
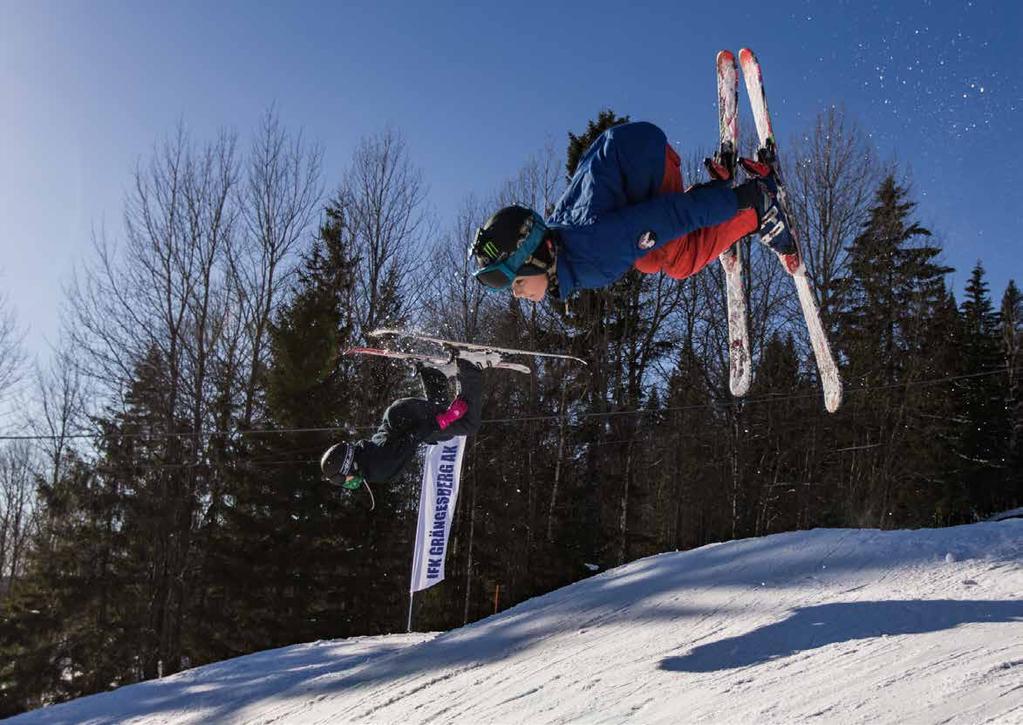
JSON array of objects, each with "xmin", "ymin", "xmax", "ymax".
[{"xmin": 468, "ymin": 121, "xmax": 794, "ymax": 302}]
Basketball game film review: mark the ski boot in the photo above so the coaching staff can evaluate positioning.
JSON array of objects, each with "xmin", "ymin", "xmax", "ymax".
[{"xmin": 735, "ymin": 157, "xmax": 798, "ymax": 257}]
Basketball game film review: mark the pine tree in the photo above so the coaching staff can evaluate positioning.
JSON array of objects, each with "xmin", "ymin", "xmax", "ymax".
[
  {"xmin": 926, "ymin": 289, "xmax": 970, "ymax": 524},
  {"xmin": 0, "ymin": 456, "xmax": 124, "ymax": 716},
  {"xmin": 832, "ymin": 176, "xmax": 953, "ymax": 525},
  {"xmin": 659, "ymin": 342, "xmax": 720, "ymax": 550},
  {"xmin": 745, "ymin": 333, "xmax": 819, "ymax": 534},
  {"xmin": 956, "ymin": 263, "xmax": 1010, "ymax": 516},
  {"xmin": 100, "ymin": 348, "xmax": 195, "ymax": 681},
  {"xmin": 836, "ymin": 176, "xmax": 949, "ymax": 386},
  {"xmin": 566, "ymin": 109, "xmax": 631, "ymax": 178},
  {"xmin": 0, "ymin": 349, "xmax": 188, "ymax": 714},
  {"xmin": 1000, "ymin": 280, "xmax": 1023, "ymax": 508}
]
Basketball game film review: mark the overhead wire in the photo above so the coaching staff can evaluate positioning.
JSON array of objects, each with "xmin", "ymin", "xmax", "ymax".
[{"xmin": 0, "ymin": 365, "xmax": 1011, "ymax": 444}]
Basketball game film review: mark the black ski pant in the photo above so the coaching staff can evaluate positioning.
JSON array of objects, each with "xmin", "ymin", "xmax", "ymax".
[
  {"xmin": 353, "ymin": 362, "xmax": 481, "ymax": 484},
  {"xmin": 354, "ymin": 397, "xmax": 442, "ymax": 484}
]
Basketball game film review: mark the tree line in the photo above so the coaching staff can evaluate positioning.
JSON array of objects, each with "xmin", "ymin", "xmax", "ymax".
[{"xmin": 0, "ymin": 108, "xmax": 1019, "ymax": 716}]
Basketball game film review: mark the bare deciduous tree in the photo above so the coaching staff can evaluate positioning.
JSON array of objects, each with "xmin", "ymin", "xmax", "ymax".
[
  {"xmin": 421, "ymin": 195, "xmax": 495, "ymax": 341},
  {"xmin": 32, "ymin": 350, "xmax": 86, "ymax": 490},
  {"xmin": 233, "ymin": 111, "xmax": 323, "ymax": 426},
  {"xmin": 495, "ymin": 141, "xmax": 563, "ymax": 217},
  {"xmin": 336, "ymin": 128, "xmax": 430, "ymax": 335},
  {"xmin": 0, "ymin": 441, "xmax": 35, "ymax": 600},
  {"xmin": 789, "ymin": 106, "xmax": 881, "ymax": 319},
  {"xmin": 0, "ymin": 289, "xmax": 26, "ymax": 419}
]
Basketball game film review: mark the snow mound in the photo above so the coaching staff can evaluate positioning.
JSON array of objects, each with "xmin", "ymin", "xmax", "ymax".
[{"xmin": 11, "ymin": 521, "xmax": 1023, "ymax": 724}]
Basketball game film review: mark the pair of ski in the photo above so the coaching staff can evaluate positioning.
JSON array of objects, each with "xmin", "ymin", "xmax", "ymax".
[{"xmin": 715, "ymin": 48, "xmax": 843, "ymax": 413}]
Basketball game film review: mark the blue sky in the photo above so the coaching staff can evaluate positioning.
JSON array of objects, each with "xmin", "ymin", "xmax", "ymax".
[{"xmin": 1, "ymin": 0, "xmax": 1020, "ymax": 363}]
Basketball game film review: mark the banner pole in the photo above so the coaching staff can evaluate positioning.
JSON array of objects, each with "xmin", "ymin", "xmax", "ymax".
[{"xmin": 407, "ymin": 591, "xmax": 414, "ymax": 633}]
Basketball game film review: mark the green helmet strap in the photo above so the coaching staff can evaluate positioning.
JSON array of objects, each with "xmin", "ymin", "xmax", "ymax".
[{"xmin": 342, "ymin": 474, "xmax": 365, "ymax": 491}]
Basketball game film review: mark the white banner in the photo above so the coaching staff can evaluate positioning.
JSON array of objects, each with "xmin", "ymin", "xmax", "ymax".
[{"xmin": 409, "ymin": 436, "xmax": 466, "ymax": 593}]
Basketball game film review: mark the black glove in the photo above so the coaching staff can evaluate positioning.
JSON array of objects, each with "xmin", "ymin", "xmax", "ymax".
[{"xmin": 733, "ymin": 179, "xmax": 764, "ymax": 218}]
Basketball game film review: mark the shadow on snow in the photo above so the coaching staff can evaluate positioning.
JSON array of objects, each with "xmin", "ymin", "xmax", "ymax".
[{"xmin": 659, "ymin": 599, "xmax": 1023, "ymax": 673}]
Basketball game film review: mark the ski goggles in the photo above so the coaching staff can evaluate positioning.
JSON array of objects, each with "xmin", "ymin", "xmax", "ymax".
[{"xmin": 469, "ymin": 211, "xmax": 548, "ymax": 290}]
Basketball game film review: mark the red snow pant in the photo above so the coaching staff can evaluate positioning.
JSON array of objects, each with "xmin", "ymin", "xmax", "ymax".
[{"xmin": 634, "ymin": 146, "xmax": 757, "ymax": 279}]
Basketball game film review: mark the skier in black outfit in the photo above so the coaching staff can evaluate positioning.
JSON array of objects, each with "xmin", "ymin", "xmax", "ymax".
[{"xmin": 320, "ymin": 357, "xmax": 483, "ymax": 490}]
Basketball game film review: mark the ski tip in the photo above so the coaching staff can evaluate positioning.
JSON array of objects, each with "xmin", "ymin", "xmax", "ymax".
[
  {"xmin": 824, "ymin": 381, "xmax": 844, "ymax": 413},
  {"xmin": 716, "ymin": 49, "xmax": 735, "ymax": 63},
  {"xmin": 738, "ymin": 48, "xmax": 760, "ymax": 70},
  {"xmin": 729, "ymin": 379, "xmax": 751, "ymax": 397},
  {"xmin": 780, "ymin": 253, "xmax": 803, "ymax": 276}
]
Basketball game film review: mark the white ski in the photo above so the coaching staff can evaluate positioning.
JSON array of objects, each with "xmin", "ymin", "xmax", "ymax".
[
  {"xmin": 368, "ymin": 328, "xmax": 589, "ymax": 366},
  {"xmin": 344, "ymin": 346, "xmax": 532, "ymax": 375},
  {"xmin": 714, "ymin": 49, "xmax": 752, "ymax": 397},
  {"xmin": 738, "ymin": 48, "xmax": 843, "ymax": 413}
]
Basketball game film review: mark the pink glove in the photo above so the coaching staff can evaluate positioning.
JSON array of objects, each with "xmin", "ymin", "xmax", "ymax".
[{"xmin": 436, "ymin": 399, "xmax": 469, "ymax": 430}]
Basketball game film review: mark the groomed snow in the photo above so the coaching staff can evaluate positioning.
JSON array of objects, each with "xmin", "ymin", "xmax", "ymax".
[{"xmin": 10, "ymin": 520, "xmax": 1023, "ymax": 724}]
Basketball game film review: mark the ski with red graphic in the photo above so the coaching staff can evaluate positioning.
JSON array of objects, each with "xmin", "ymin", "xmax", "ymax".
[
  {"xmin": 710, "ymin": 49, "xmax": 752, "ymax": 397},
  {"xmin": 738, "ymin": 48, "xmax": 843, "ymax": 413}
]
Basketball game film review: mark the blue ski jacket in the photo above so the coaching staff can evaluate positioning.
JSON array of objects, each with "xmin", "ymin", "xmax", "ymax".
[{"xmin": 547, "ymin": 121, "xmax": 738, "ymax": 299}]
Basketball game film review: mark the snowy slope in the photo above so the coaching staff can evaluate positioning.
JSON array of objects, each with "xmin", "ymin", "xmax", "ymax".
[{"xmin": 10, "ymin": 521, "xmax": 1023, "ymax": 725}]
